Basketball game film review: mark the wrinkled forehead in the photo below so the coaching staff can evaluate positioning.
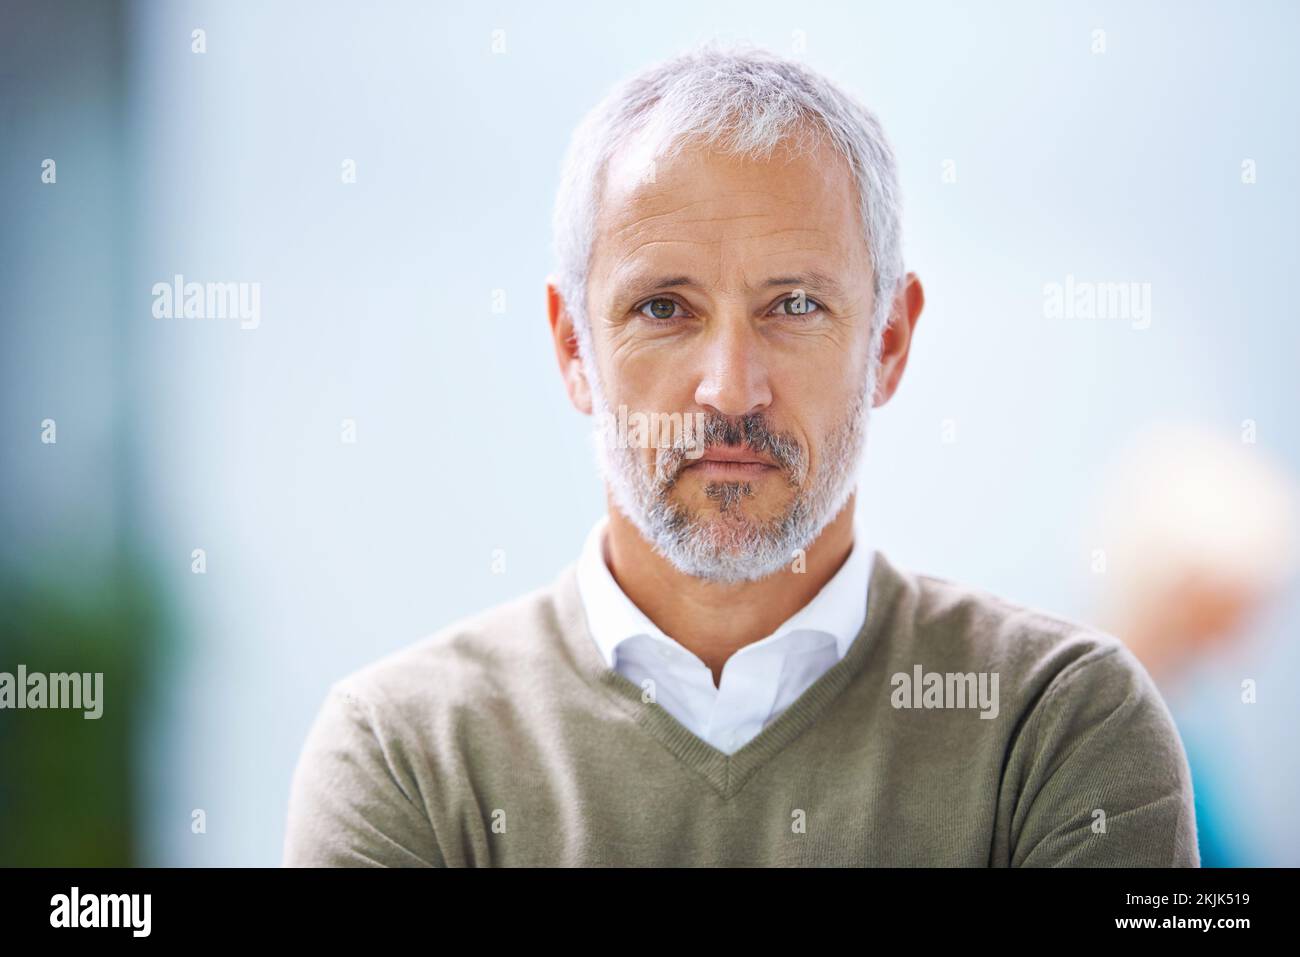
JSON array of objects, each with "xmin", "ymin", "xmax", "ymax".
[{"xmin": 590, "ymin": 128, "xmax": 870, "ymax": 287}]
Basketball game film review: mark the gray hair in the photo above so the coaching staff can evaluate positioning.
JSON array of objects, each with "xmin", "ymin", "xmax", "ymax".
[{"xmin": 551, "ymin": 39, "xmax": 905, "ymax": 366}]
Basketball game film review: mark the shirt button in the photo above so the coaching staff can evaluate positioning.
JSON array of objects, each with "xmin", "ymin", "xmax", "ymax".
[{"xmin": 657, "ymin": 646, "xmax": 673, "ymax": 660}]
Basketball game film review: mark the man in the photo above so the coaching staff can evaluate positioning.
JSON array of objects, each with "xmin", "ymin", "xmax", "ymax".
[{"xmin": 282, "ymin": 41, "xmax": 1199, "ymax": 866}]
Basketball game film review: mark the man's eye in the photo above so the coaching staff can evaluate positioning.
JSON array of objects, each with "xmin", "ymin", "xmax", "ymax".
[
  {"xmin": 638, "ymin": 297, "xmax": 684, "ymax": 321},
  {"xmin": 774, "ymin": 294, "xmax": 823, "ymax": 317}
]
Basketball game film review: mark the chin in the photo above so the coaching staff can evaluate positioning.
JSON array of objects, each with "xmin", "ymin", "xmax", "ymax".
[{"xmin": 680, "ymin": 502, "xmax": 787, "ymax": 546}]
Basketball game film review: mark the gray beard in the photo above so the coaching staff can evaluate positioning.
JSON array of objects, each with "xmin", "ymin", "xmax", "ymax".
[{"xmin": 586, "ymin": 361, "xmax": 873, "ymax": 584}]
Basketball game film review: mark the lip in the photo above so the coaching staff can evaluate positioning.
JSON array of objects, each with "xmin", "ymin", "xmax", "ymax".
[
  {"xmin": 685, "ymin": 460, "xmax": 777, "ymax": 477},
  {"xmin": 682, "ymin": 446, "xmax": 779, "ymax": 476}
]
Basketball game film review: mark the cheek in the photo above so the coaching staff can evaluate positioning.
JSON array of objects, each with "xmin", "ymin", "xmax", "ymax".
[
  {"xmin": 607, "ymin": 343, "xmax": 695, "ymax": 413},
  {"xmin": 773, "ymin": 368, "xmax": 865, "ymax": 468},
  {"xmin": 771, "ymin": 352, "xmax": 857, "ymax": 421}
]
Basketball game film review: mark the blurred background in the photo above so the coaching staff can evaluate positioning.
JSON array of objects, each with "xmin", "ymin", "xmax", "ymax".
[{"xmin": 1, "ymin": 0, "xmax": 1297, "ymax": 866}]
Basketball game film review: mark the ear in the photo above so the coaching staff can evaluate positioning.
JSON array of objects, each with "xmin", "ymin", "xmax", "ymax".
[
  {"xmin": 547, "ymin": 276, "xmax": 593, "ymax": 415},
  {"xmin": 872, "ymin": 272, "xmax": 924, "ymax": 408}
]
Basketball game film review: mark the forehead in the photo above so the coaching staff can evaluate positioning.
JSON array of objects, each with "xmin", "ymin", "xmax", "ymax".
[{"xmin": 591, "ymin": 131, "xmax": 870, "ymax": 288}]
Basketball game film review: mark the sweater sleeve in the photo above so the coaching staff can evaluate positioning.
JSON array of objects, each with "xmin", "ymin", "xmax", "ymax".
[
  {"xmin": 282, "ymin": 682, "xmax": 445, "ymax": 867},
  {"xmin": 1006, "ymin": 641, "xmax": 1200, "ymax": 867}
]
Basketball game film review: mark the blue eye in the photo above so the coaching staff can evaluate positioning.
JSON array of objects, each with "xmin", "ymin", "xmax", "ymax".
[
  {"xmin": 775, "ymin": 293, "xmax": 823, "ymax": 317},
  {"xmin": 638, "ymin": 297, "xmax": 685, "ymax": 321}
]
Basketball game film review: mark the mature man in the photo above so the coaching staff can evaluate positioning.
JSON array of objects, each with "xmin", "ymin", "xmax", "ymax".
[{"xmin": 283, "ymin": 42, "xmax": 1199, "ymax": 866}]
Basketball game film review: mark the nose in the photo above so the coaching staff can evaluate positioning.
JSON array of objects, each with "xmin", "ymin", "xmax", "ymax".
[{"xmin": 692, "ymin": 317, "xmax": 772, "ymax": 418}]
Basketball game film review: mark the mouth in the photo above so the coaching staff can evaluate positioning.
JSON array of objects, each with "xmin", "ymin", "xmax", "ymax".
[{"xmin": 681, "ymin": 446, "xmax": 780, "ymax": 478}]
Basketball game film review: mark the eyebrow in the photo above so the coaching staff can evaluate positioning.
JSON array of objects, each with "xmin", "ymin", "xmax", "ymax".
[{"xmin": 617, "ymin": 270, "xmax": 848, "ymax": 302}]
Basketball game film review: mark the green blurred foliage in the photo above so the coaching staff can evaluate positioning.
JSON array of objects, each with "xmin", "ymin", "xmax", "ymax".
[{"xmin": 0, "ymin": 560, "xmax": 165, "ymax": 866}]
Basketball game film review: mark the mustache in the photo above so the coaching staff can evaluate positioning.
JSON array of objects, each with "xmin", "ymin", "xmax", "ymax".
[{"xmin": 656, "ymin": 411, "xmax": 806, "ymax": 485}]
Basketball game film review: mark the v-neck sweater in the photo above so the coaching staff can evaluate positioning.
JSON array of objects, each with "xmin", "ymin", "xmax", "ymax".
[{"xmin": 282, "ymin": 549, "xmax": 1200, "ymax": 866}]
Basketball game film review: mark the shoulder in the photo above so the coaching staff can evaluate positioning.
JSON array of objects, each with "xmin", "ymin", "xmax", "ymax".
[
  {"xmin": 887, "ymin": 559, "xmax": 1194, "ymax": 826},
  {"xmin": 322, "ymin": 572, "xmax": 570, "ymax": 736},
  {"xmin": 887, "ymin": 569, "xmax": 1198, "ymax": 865},
  {"xmin": 883, "ymin": 555, "xmax": 1161, "ymax": 717}
]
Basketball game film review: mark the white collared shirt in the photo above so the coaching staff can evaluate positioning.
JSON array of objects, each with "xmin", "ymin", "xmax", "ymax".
[{"xmin": 574, "ymin": 511, "xmax": 874, "ymax": 755}]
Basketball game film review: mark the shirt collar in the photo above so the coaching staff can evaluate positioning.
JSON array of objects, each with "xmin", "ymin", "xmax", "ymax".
[{"xmin": 574, "ymin": 509, "xmax": 874, "ymax": 670}]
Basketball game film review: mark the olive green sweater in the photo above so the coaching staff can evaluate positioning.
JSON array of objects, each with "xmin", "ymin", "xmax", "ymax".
[{"xmin": 282, "ymin": 550, "xmax": 1199, "ymax": 866}]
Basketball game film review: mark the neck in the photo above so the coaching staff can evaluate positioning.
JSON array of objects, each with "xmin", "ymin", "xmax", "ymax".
[{"xmin": 602, "ymin": 490, "xmax": 858, "ymax": 686}]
